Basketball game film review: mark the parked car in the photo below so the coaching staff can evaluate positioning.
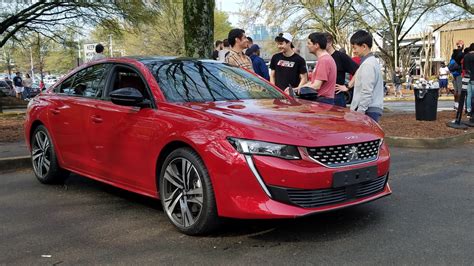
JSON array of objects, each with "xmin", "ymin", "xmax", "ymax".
[
  {"xmin": 25, "ymin": 57, "xmax": 391, "ymax": 235},
  {"xmin": 28, "ymin": 82, "xmax": 43, "ymax": 97},
  {"xmin": 0, "ymin": 80, "xmax": 13, "ymax": 96}
]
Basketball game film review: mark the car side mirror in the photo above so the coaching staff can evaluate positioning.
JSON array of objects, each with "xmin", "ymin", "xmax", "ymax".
[{"xmin": 110, "ymin": 87, "xmax": 151, "ymax": 108}]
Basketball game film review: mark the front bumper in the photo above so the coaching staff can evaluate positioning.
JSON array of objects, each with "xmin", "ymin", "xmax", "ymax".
[{"xmin": 208, "ymin": 140, "xmax": 391, "ymax": 219}]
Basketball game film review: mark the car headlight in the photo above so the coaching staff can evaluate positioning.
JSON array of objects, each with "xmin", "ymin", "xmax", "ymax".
[{"xmin": 228, "ymin": 137, "xmax": 300, "ymax": 160}]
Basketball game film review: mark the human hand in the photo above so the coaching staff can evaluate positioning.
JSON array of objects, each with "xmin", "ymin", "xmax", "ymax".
[{"xmin": 335, "ymin": 84, "xmax": 349, "ymax": 94}]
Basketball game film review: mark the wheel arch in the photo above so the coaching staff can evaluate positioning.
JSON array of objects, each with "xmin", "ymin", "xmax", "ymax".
[
  {"xmin": 28, "ymin": 120, "xmax": 45, "ymax": 146},
  {"xmin": 155, "ymin": 140, "xmax": 196, "ymax": 197}
]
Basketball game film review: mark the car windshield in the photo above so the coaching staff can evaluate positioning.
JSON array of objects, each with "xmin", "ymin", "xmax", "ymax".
[{"xmin": 146, "ymin": 60, "xmax": 285, "ymax": 102}]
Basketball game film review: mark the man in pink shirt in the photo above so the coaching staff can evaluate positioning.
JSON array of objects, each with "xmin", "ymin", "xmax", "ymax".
[{"xmin": 285, "ymin": 32, "xmax": 337, "ymax": 105}]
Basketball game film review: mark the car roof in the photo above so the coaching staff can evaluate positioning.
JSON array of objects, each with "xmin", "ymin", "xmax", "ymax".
[{"xmin": 102, "ymin": 56, "xmax": 222, "ymax": 65}]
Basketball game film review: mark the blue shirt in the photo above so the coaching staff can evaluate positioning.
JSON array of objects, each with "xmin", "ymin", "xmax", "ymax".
[{"xmin": 250, "ymin": 54, "xmax": 270, "ymax": 81}]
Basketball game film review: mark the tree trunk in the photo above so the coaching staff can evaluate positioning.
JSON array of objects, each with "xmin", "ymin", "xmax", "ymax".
[{"xmin": 183, "ymin": 0, "xmax": 214, "ymax": 58}]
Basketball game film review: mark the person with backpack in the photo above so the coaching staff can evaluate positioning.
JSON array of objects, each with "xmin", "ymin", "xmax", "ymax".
[{"xmin": 449, "ymin": 41, "xmax": 465, "ymax": 110}]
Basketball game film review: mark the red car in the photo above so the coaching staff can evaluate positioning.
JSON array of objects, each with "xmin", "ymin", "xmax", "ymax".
[{"xmin": 25, "ymin": 57, "xmax": 391, "ymax": 235}]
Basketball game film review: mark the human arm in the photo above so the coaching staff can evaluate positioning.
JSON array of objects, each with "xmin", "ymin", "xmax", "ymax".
[
  {"xmin": 258, "ymin": 58, "xmax": 270, "ymax": 81},
  {"xmin": 356, "ymin": 64, "xmax": 376, "ymax": 113},
  {"xmin": 269, "ymin": 56, "xmax": 276, "ymax": 84},
  {"xmin": 335, "ymin": 72, "xmax": 357, "ymax": 94},
  {"xmin": 297, "ymin": 73, "xmax": 308, "ymax": 88},
  {"xmin": 270, "ymin": 70, "xmax": 276, "ymax": 85}
]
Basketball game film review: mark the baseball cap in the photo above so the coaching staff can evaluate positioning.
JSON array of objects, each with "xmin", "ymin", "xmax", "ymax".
[
  {"xmin": 248, "ymin": 44, "xmax": 260, "ymax": 54},
  {"xmin": 275, "ymin": 32, "xmax": 293, "ymax": 43}
]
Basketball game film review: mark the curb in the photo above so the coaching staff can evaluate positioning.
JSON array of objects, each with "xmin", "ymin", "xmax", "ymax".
[
  {"xmin": 386, "ymin": 132, "xmax": 474, "ymax": 149},
  {"xmin": 1, "ymin": 134, "xmax": 473, "ymax": 173},
  {"xmin": 0, "ymin": 156, "xmax": 31, "ymax": 173}
]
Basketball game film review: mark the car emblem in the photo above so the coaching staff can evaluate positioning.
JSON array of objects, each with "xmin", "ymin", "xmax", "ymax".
[
  {"xmin": 345, "ymin": 136, "xmax": 358, "ymax": 140},
  {"xmin": 348, "ymin": 146, "xmax": 359, "ymax": 161}
]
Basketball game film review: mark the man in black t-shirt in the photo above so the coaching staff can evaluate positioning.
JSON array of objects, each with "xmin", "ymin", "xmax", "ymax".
[
  {"xmin": 270, "ymin": 32, "xmax": 307, "ymax": 90},
  {"xmin": 325, "ymin": 33, "xmax": 359, "ymax": 107},
  {"xmin": 13, "ymin": 72, "xmax": 24, "ymax": 99}
]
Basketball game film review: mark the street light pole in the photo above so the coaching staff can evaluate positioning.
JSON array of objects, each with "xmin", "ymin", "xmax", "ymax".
[
  {"xmin": 29, "ymin": 47, "xmax": 35, "ymax": 82},
  {"xmin": 394, "ymin": 22, "xmax": 399, "ymax": 70},
  {"xmin": 109, "ymin": 34, "xmax": 113, "ymax": 57}
]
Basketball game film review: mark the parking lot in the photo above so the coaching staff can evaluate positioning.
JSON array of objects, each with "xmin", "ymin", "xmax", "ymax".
[{"xmin": 1, "ymin": 144, "xmax": 473, "ymax": 265}]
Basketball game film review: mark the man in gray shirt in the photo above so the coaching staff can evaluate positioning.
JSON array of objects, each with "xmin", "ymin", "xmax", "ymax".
[{"xmin": 338, "ymin": 30, "xmax": 384, "ymax": 122}]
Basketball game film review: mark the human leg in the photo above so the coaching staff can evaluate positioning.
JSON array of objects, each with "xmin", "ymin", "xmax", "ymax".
[{"xmin": 365, "ymin": 111, "xmax": 381, "ymax": 122}]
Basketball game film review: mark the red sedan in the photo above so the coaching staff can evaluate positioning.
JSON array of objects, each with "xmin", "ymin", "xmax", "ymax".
[{"xmin": 24, "ymin": 57, "xmax": 391, "ymax": 235}]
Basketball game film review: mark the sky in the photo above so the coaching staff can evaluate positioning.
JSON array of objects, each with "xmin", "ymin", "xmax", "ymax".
[
  {"xmin": 216, "ymin": 0, "xmax": 469, "ymax": 36},
  {"xmin": 217, "ymin": 0, "xmax": 241, "ymax": 26}
]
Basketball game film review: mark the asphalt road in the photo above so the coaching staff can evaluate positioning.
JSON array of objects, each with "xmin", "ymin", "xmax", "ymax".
[{"xmin": 1, "ymin": 144, "xmax": 473, "ymax": 265}]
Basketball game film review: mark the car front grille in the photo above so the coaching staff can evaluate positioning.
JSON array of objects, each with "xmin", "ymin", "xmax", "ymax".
[
  {"xmin": 307, "ymin": 139, "xmax": 381, "ymax": 167},
  {"xmin": 268, "ymin": 174, "xmax": 388, "ymax": 209}
]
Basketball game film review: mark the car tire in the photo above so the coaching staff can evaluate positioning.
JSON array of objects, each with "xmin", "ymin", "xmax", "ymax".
[
  {"xmin": 159, "ymin": 147, "xmax": 220, "ymax": 235},
  {"xmin": 31, "ymin": 125, "xmax": 69, "ymax": 184}
]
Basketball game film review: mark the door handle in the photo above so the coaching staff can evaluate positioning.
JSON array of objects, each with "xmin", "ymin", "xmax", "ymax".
[
  {"xmin": 91, "ymin": 115, "xmax": 103, "ymax": 123},
  {"xmin": 50, "ymin": 108, "xmax": 60, "ymax": 115}
]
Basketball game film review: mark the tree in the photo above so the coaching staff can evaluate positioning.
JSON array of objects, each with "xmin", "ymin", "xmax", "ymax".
[
  {"xmin": 183, "ymin": 0, "xmax": 215, "ymax": 58},
  {"xmin": 348, "ymin": 0, "xmax": 465, "ymax": 72},
  {"xmin": 0, "ymin": 1, "xmax": 161, "ymax": 48},
  {"xmin": 241, "ymin": 0, "xmax": 356, "ymax": 49},
  {"xmin": 214, "ymin": 9, "xmax": 233, "ymax": 41},
  {"xmin": 448, "ymin": 0, "xmax": 473, "ymax": 14}
]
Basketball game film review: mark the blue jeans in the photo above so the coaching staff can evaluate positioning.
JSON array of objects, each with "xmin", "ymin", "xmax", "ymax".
[
  {"xmin": 366, "ymin": 112, "xmax": 382, "ymax": 122},
  {"xmin": 467, "ymin": 81, "xmax": 474, "ymax": 112},
  {"xmin": 316, "ymin": 97, "xmax": 335, "ymax": 105},
  {"xmin": 334, "ymin": 92, "xmax": 346, "ymax": 107},
  {"xmin": 22, "ymin": 87, "xmax": 30, "ymax": 99}
]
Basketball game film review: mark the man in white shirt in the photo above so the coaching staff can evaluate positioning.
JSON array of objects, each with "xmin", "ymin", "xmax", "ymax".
[
  {"xmin": 90, "ymin": 43, "xmax": 106, "ymax": 62},
  {"xmin": 439, "ymin": 62, "xmax": 450, "ymax": 96},
  {"xmin": 218, "ymin": 39, "xmax": 230, "ymax": 62}
]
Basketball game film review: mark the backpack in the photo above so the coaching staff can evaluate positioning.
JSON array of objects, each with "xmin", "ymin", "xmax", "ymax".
[{"xmin": 448, "ymin": 60, "xmax": 460, "ymax": 72}]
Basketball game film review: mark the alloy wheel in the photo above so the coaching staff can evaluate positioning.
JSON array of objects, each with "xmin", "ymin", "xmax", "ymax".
[
  {"xmin": 32, "ymin": 130, "xmax": 51, "ymax": 178},
  {"xmin": 162, "ymin": 157, "xmax": 204, "ymax": 228}
]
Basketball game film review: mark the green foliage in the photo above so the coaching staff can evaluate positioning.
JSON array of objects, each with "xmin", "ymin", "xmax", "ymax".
[{"xmin": 214, "ymin": 10, "xmax": 232, "ymax": 41}]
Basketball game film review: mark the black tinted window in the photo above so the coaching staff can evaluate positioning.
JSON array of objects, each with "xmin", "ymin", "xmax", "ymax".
[
  {"xmin": 56, "ymin": 64, "xmax": 107, "ymax": 98},
  {"xmin": 147, "ymin": 61, "xmax": 284, "ymax": 102},
  {"xmin": 108, "ymin": 66, "xmax": 150, "ymax": 100}
]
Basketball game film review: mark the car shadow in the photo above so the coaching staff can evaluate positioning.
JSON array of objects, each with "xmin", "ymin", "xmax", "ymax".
[{"xmin": 62, "ymin": 174, "xmax": 383, "ymax": 242}]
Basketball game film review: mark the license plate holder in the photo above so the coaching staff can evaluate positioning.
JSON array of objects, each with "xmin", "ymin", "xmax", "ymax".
[{"xmin": 332, "ymin": 166, "xmax": 378, "ymax": 188}]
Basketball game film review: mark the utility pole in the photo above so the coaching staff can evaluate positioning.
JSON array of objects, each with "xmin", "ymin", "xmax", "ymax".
[
  {"xmin": 29, "ymin": 47, "xmax": 35, "ymax": 82},
  {"xmin": 77, "ymin": 41, "xmax": 81, "ymax": 66}
]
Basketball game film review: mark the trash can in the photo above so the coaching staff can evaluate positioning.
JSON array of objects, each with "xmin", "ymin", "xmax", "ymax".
[{"xmin": 413, "ymin": 81, "xmax": 439, "ymax": 121}]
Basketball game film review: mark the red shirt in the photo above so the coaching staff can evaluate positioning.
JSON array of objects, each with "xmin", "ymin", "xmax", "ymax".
[{"xmin": 312, "ymin": 54, "xmax": 337, "ymax": 98}]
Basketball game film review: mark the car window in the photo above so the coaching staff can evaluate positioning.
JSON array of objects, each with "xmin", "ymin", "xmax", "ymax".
[
  {"xmin": 70, "ymin": 65, "xmax": 108, "ymax": 98},
  {"xmin": 107, "ymin": 66, "xmax": 151, "ymax": 100},
  {"xmin": 56, "ymin": 75, "xmax": 75, "ymax": 94},
  {"xmin": 147, "ymin": 61, "xmax": 285, "ymax": 102},
  {"xmin": 55, "ymin": 64, "xmax": 108, "ymax": 98}
]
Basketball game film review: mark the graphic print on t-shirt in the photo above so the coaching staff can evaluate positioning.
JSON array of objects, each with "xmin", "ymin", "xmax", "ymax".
[{"xmin": 277, "ymin": 60, "xmax": 295, "ymax": 68}]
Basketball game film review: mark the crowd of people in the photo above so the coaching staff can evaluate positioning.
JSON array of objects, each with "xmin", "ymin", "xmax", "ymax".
[
  {"xmin": 447, "ymin": 40, "xmax": 474, "ymax": 118},
  {"xmin": 214, "ymin": 28, "xmax": 384, "ymax": 122},
  {"xmin": 2, "ymin": 72, "xmax": 36, "ymax": 101}
]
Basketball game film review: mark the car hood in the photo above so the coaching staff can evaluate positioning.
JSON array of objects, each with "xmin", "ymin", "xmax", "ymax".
[{"xmin": 177, "ymin": 99, "xmax": 384, "ymax": 147}]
